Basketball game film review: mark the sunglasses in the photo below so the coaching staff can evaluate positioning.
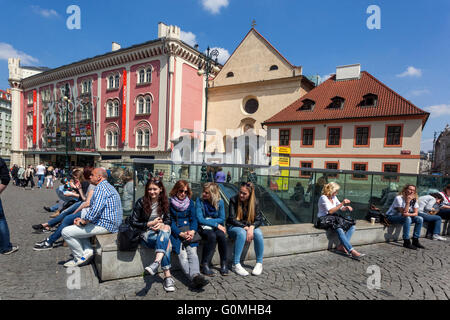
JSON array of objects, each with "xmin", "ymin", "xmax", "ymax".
[{"xmin": 178, "ymin": 189, "xmax": 189, "ymax": 194}]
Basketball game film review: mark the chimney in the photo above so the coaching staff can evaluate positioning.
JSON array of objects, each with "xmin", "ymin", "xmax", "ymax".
[
  {"xmin": 112, "ymin": 42, "xmax": 121, "ymax": 51},
  {"xmin": 336, "ymin": 64, "xmax": 361, "ymax": 81},
  {"xmin": 158, "ymin": 22, "xmax": 180, "ymax": 40}
]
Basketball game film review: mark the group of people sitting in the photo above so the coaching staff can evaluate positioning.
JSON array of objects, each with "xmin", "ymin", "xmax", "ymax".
[{"xmin": 316, "ymin": 182, "xmax": 448, "ymax": 261}]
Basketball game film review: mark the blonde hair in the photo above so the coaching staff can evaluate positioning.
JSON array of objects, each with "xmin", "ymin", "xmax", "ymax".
[
  {"xmin": 400, "ymin": 184, "xmax": 418, "ymax": 201},
  {"xmin": 322, "ymin": 182, "xmax": 340, "ymax": 197},
  {"xmin": 237, "ymin": 182, "xmax": 256, "ymax": 223},
  {"xmin": 203, "ymin": 182, "xmax": 221, "ymax": 210}
]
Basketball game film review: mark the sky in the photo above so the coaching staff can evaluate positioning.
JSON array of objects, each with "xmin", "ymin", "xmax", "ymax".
[{"xmin": 1, "ymin": 0, "xmax": 450, "ymax": 152}]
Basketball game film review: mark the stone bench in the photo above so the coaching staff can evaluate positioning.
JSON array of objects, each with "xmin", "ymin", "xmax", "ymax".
[{"xmin": 94, "ymin": 220, "xmax": 449, "ymax": 281}]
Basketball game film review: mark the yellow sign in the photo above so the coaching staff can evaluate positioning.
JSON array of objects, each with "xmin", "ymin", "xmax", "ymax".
[
  {"xmin": 272, "ymin": 156, "xmax": 290, "ymax": 167},
  {"xmin": 272, "ymin": 146, "xmax": 291, "ymax": 154}
]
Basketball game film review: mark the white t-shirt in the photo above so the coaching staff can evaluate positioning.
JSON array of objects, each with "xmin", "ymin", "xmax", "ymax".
[
  {"xmin": 36, "ymin": 165, "xmax": 46, "ymax": 175},
  {"xmin": 439, "ymin": 192, "xmax": 450, "ymax": 206},
  {"xmin": 318, "ymin": 195, "xmax": 341, "ymax": 218},
  {"xmin": 386, "ymin": 195, "xmax": 419, "ymax": 216}
]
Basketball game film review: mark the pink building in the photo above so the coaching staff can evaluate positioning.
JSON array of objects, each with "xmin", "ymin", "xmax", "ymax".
[{"xmin": 8, "ymin": 23, "xmax": 217, "ymax": 168}]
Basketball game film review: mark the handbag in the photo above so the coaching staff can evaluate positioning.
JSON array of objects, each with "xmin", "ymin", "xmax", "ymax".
[{"xmin": 117, "ymin": 217, "xmax": 141, "ymax": 251}]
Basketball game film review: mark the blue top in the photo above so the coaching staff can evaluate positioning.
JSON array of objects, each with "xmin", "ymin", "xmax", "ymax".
[
  {"xmin": 169, "ymin": 199, "xmax": 198, "ymax": 254},
  {"xmin": 84, "ymin": 180, "xmax": 123, "ymax": 233},
  {"xmin": 215, "ymin": 171, "xmax": 226, "ymax": 183},
  {"xmin": 195, "ymin": 198, "xmax": 225, "ymax": 228}
]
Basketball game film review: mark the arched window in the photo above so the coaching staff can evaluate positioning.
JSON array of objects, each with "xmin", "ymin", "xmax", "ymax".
[
  {"xmin": 226, "ymin": 72, "xmax": 234, "ymax": 78},
  {"xmin": 107, "ymin": 131, "xmax": 118, "ymax": 147},
  {"xmin": 139, "ymin": 70, "xmax": 145, "ymax": 84},
  {"xmin": 108, "ymin": 76, "xmax": 114, "ymax": 89},
  {"xmin": 269, "ymin": 65, "xmax": 278, "ymax": 71},
  {"xmin": 114, "ymin": 74, "xmax": 120, "ymax": 88},
  {"xmin": 146, "ymin": 68, "xmax": 152, "ymax": 83},
  {"xmin": 145, "ymin": 96, "xmax": 151, "ymax": 114},
  {"xmin": 144, "ymin": 129, "xmax": 150, "ymax": 146},
  {"xmin": 136, "ymin": 130, "xmax": 143, "ymax": 147},
  {"xmin": 244, "ymin": 98, "xmax": 259, "ymax": 114},
  {"xmin": 114, "ymin": 101, "xmax": 119, "ymax": 116},
  {"xmin": 138, "ymin": 97, "xmax": 144, "ymax": 114}
]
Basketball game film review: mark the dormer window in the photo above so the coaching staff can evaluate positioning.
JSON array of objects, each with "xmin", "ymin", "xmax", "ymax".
[
  {"xmin": 226, "ymin": 72, "xmax": 234, "ymax": 78},
  {"xmin": 269, "ymin": 65, "xmax": 278, "ymax": 71},
  {"xmin": 328, "ymin": 96, "xmax": 345, "ymax": 109},
  {"xmin": 362, "ymin": 93, "xmax": 378, "ymax": 107},
  {"xmin": 298, "ymin": 99, "xmax": 315, "ymax": 111}
]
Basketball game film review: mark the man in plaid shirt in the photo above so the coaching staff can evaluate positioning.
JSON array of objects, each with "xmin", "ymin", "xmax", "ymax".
[{"xmin": 62, "ymin": 167, "xmax": 123, "ymax": 267}]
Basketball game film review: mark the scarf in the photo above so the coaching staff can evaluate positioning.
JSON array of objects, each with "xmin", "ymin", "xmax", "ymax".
[
  {"xmin": 202, "ymin": 200, "xmax": 218, "ymax": 218},
  {"xmin": 170, "ymin": 196, "xmax": 190, "ymax": 212}
]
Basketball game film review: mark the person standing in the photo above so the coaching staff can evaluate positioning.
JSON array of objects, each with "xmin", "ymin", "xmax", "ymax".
[
  {"xmin": 36, "ymin": 163, "xmax": 46, "ymax": 189},
  {"xmin": 226, "ymin": 171, "xmax": 232, "ymax": 183},
  {"xmin": 0, "ymin": 157, "xmax": 18, "ymax": 255},
  {"xmin": 61, "ymin": 168, "xmax": 123, "ymax": 267},
  {"xmin": 46, "ymin": 166, "xmax": 55, "ymax": 189},
  {"xmin": 214, "ymin": 167, "xmax": 226, "ymax": 183},
  {"xmin": 24, "ymin": 165, "xmax": 35, "ymax": 190}
]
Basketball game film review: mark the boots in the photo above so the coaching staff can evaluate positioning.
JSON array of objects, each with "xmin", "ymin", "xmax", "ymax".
[
  {"xmin": 403, "ymin": 239, "xmax": 416, "ymax": 250},
  {"xmin": 412, "ymin": 238, "xmax": 425, "ymax": 249},
  {"xmin": 200, "ymin": 263, "xmax": 215, "ymax": 277},
  {"xmin": 220, "ymin": 260, "xmax": 229, "ymax": 276}
]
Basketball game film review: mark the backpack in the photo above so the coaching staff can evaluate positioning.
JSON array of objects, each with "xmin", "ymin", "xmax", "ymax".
[{"xmin": 366, "ymin": 205, "xmax": 390, "ymax": 227}]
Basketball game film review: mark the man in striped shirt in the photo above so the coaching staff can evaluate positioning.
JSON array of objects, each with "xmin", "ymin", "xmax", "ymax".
[{"xmin": 62, "ymin": 167, "xmax": 123, "ymax": 267}]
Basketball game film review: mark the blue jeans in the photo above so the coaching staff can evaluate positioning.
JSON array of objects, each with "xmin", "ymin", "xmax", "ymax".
[
  {"xmin": 141, "ymin": 229, "xmax": 172, "ymax": 270},
  {"xmin": 419, "ymin": 212, "xmax": 442, "ymax": 236},
  {"xmin": 335, "ymin": 225, "xmax": 355, "ymax": 252},
  {"xmin": 227, "ymin": 226, "xmax": 264, "ymax": 265},
  {"xmin": 47, "ymin": 212, "xmax": 81, "ymax": 245},
  {"xmin": 37, "ymin": 175, "xmax": 44, "ymax": 188},
  {"xmin": 47, "ymin": 201, "xmax": 82, "ymax": 227},
  {"xmin": 56, "ymin": 186, "xmax": 78, "ymax": 203},
  {"xmin": 387, "ymin": 215, "xmax": 423, "ymax": 240},
  {"xmin": 0, "ymin": 198, "xmax": 12, "ymax": 253}
]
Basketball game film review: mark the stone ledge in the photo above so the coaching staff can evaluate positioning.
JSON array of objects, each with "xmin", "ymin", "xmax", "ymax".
[{"xmin": 94, "ymin": 220, "xmax": 450, "ymax": 281}]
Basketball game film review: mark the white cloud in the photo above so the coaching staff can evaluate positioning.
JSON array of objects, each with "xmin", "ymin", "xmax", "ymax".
[
  {"xmin": 423, "ymin": 104, "xmax": 450, "ymax": 118},
  {"xmin": 201, "ymin": 0, "xmax": 229, "ymax": 14},
  {"xmin": 319, "ymin": 74, "xmax": 332, "ymax": 84},
  {"xmin": 207, "ymin": 47, "xmax": 230, "ymax": 65},
  {"xmin": 396, "ymin": 66, "xmax": 422, "ymax": 78},
  {"xmin": 180, "ymin": 31, "xmax": 197, "ymax": 47},
  {"xmin": 420, "ymin": 138, "xmax": 434, "ymax": 152},
  {"xmin": 409, "ymin": 89, "xmax": 430, "ymax": 97},
  {"xmin": 0, "ymin": 43, "xmax": 38, "ymax": 65},
  {"xmin": 31, "ymin": 5, "xmax": 59, "ymax": 18}
]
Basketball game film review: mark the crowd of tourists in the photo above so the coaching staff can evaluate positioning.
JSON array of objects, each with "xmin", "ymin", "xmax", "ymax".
[
  {"xmin": 10, "ymin": 163, "xmax": 66, "ymax": 190},
  {"xmin": 0, "ymin": 159, "xmax": 448, "ymax": 294}
]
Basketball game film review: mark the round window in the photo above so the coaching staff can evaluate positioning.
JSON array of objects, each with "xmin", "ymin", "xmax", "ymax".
[{"xmin": 244, "ymin": 99, "xmax": 259, "ymax": 114}]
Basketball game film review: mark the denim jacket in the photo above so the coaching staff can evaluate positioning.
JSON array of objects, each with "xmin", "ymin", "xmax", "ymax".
[{"xmin": 195, "ymin": 198, "xmax": 225, "ymax": 229}]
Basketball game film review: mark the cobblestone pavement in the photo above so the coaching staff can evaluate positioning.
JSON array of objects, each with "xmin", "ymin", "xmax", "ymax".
[{"xmin": 1, "ymin": 181, "xmax": 449, "ymax": 300}]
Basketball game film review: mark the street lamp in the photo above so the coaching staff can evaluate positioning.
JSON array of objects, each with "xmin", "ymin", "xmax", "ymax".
[{"xmin": 63, "ymin": 83, "xmax": 71, "ymax": 176}]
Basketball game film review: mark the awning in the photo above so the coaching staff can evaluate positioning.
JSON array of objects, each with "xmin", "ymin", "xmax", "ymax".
[{"xmin": 24, "ymin": 150, "xmax": 101, "ymax": 156}]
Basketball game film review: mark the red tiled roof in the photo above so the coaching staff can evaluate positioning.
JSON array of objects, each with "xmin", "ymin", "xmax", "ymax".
[{"xmin": 263, "ymin": 71, "xmax": 429, "ymax": 126}]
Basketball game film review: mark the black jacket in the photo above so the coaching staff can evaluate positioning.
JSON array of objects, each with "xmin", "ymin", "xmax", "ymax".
[
  {"xmin": 129, "ymin": 197, "xmax": 171, "ymax": 232},
  {"xmin": 0, "ymin": 158, "xmax": 10, "ymax": 186},
  {"xmin": 227, "ymin": 195, "xmax": 262, "ymax": 229}
]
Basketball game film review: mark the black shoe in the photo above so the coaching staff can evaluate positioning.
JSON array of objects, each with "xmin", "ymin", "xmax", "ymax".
[
  {"xmin": 33, "ymin": 240, "xmax": 53, "ymax": 251},
  {"xmin": 403, "ymin": 239, "xmax": 417, "ymax": 250},
  {"xmin": 43, "ymin": 206, "xmax": 51, "ymax": 212},
  {"xmin": 201, "ymin": 263, "xmax": 215, "ymax": 277},
  {"xmin": 220, "ymin": 261, "xmax": 229, "ymax": 276},
  {"xmin": 32, "ymin": 224, "xmax": 44, "ymax": 231},
  {"xmin": 192, "ymin": 274, "xmax": 209, "ymax": 289},
  {"xmin": 412, "ymin": 238, "xmax": 425, "ymax": 249}
]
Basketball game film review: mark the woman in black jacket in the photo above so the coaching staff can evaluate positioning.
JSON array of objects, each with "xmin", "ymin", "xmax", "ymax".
[
  {"xmin": 227, "ymin": 182, "xmax": 264, "ymax": 277},
  {"xmin": 129, "ymin": 178, "xmax": 176, "ymax": 292}
]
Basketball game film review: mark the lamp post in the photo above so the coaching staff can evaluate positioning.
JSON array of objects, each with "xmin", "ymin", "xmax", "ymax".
[{"xmin": 63, "ymin": 83, "xmax": 71, "ymax": 176}]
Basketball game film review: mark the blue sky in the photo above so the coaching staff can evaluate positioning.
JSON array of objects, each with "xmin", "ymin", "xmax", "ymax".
[{"xmin": 1, "ymin": 0, "xmax": 449, "ymax": 152}]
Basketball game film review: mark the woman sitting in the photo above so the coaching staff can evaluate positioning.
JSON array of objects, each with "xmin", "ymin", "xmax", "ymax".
[
  {"xmin": 386, "ymin": 184, "xmax": 425, "ymax": 249},
  {"xmin": 196, "ymin": 182, "xmax": 229, "ymax": 276},
  {"xmin": 169, "ymin": 180, "xmax": 209, "ymax": 289},
  {"xmin": 438, "ymin": 184, "xmax": 450, "ymax": 220},
  {"xmin": 418, "ymin": 193, "xmax": 447, "ymax": 241},
  {"xmin": 227, "ymin": 182, "xmax": 264, "ymax": 276},
  {"xmin": 130, "ymin": 178, "xmax": 175, "ymax": 292},
  {"xmin": 317, "ymin": 182, "xmax": 365, "ymax": 260}
]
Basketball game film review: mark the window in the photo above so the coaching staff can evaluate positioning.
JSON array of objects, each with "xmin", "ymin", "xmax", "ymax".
[
  {"xmin": 138, "ymin": 97, "xmax": 144, "ymax": 114},
  {"xmin": 299, "ymin": 99, "xmax": 315, "ymax": 111},
  {"xmin": 325, "ymin": 162, "xmax": 339, "ymax": 178},
  {"xmin": 354, "ymin": 126, "xmax": 370, "ymax": 147},
  {"xmin": 244, "ymin": 98, "xmax": 259, "ymax": 114},
  {"xmin": 301, "ymin": 128, "xmax": 314, "ymax": 147},
  {"xmin": 327, "ymin": 96, "xmax": 345, "ymax": 109},
  {"xmin": 385, "ymin": 125, "xmax": 402, "ymax": 146},
  {"xmin": 382, "ymin": 163, "xmax": 400, "ymax": 182},
  {"xmin": 82, "ymin": 80, "xmax": 92, "ymax": 94},
  {"xmin": 146, "ymin": 68, "xmax": 152, "ymax": 83},
  {"xmin": 352, "ymin": 162, "xmax": 368, "ymax": 180},
  {"xmin": 108, "ymin": 74, "xmax": 120, "ymax": 89},
  {"xmin": 362, "ymin": 93, "xmax": 378, "ymax": 107},
  {"xmin": 300, "ymin": 161, "xmax": 313, "ymax": 178},
  {"xmin": 107, "ymin": 100, "xmax": 119, "ymax": 117},
  {"xmin": 27, "ymin": 92, "xmax": 33, "ymax": 105},
  {"xmin": 108, "ymin": 76, "xmax": 114, "ymax": 89},
  {"xmin": 226, "ymin": 72, "xmax": 234, "ymax": 78},
  {"xmin": 136, "ymin": 128, "xmax": 151, "ymax": 147},
  {"xmin": 279, "ymin": 129, "xmax": 290, "ymax": 146},
  {"xmin": 115, "ymin": 74, "xmax": 120, "ymax": 88},
  {"xmin": 137, "ymin": 68, "xmax": 152, "ymax": 84},
  {"xmin": 327, "ymin": 127, "xmax": 341, "ymax": 147},
  {"xmin": 269, "ymin": 65, "xmax": 278, "ymax": 71},
  {"xmin": 139, "ymin": 70, "xmax": 145, "ymax": 84},
  {"xmin": 27, "ymin": 113, "xmax": 33, "ymax": 126},
  {"xmin": 145, "ymin": 97, "xmax": 151, "ymax": 114},
  {"xmin": 107, "ymin": 131, "xmax": 118, "ymax": 147}
]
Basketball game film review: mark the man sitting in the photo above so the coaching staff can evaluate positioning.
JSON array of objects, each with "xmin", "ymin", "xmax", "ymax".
[{"xmin": 61, "ymin": 168, "xmax": 122, "ymax": 267}]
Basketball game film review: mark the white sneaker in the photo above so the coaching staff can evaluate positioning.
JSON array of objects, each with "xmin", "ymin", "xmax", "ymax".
[
  {"xmin": 251, "ymin": 263, "xmax": 263, "ymax": 276},
  {"xmin": 432, "ymin": 234, "xmax": 447, "ymax": 241},
  {"xmin": 63, "ymin": 260, "xmax": 78, "ymax": 268},
  {"xmin": 232, "ymin": 263, "xmax": 249, "ymax": 276}
]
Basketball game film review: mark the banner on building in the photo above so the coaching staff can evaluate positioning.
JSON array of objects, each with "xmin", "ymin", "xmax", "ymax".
[
  {"xmin": 33, "ymin": 90, "xmax": 37, "ymax": 145},
  {"xmin": 122, "ymin": 69, "xmax": 127, "ymax": 143}
]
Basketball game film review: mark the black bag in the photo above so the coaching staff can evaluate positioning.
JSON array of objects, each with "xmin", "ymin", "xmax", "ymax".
[
  {"xmin": 366, "ymin": 205, "xmax": 391, "ymax": 227},
  {"xmin": 314, "ymin": 214, "xmax": 355, "ymax": 232},
  {"xmin": 179, "ymin": 225, "xmax": 202, "ymax": 246},
  {"xmin": 117, "ymin": 217, "xmax": 141, "ymax": 251}
]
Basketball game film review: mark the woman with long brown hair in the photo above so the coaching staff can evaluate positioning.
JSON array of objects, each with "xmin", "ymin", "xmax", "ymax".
[
  {"xmin": 227, "ymin": 182, "xmax": 264, "ymax": 276},
  {"xmin": 129, "ymin": 177, "xmax": 175, "ymax": 292},
  {"xmin": 169, "ymin": 180, "xmax": 209, "ymax": 289},
  {"xmin": 386, "ymin": 184, "xmax": 425, "ymax": 249}
]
